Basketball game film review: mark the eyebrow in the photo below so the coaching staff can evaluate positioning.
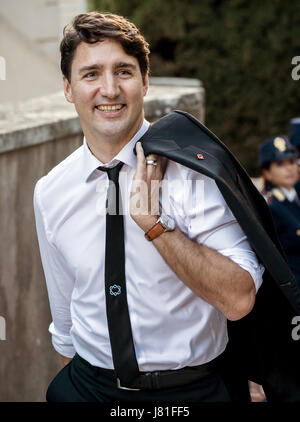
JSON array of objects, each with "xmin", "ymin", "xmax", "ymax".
[
  {"xmin": 115, "ymin": 62, "xmax": 137, "ymax": 70},
  {"xmin": 79, "ymin": 62, "xmax": 137, "ymax": 74}
]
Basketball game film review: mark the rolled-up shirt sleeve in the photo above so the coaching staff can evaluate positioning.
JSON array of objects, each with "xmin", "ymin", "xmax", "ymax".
[
  {"xmin": 34, "ymin": 178, "xmax": 76, "ymax": 358},
  {"xmin": 215, "ymin": 238, "xmax": 264, "ymax": 293},
  {"xmin": 184, "ymin": 171, "xmax": 265, "ymax": 292}
]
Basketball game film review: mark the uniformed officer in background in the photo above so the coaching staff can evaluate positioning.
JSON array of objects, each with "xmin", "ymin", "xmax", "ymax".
[
  {"xmin": 258, "ymin": 135, "xmax": 300, "ymax": 288},
  {"xmin": 250, "ymin": 134, "xmax": 300, "ymax": 403}
]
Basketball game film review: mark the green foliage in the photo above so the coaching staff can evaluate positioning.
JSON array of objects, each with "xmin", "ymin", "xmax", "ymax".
[{"xmin": 88, "ymin": 0, "xmax": 300, "ymax": 175}]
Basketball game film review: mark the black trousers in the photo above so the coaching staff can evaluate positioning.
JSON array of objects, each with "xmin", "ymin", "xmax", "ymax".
[{"xmin": 46, "ymin": 353, "xmax": 233, "ymax": 402}]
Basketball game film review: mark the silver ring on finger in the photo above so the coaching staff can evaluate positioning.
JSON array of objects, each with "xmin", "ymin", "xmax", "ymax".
[{"xmin": 146, "ymin": 158, "xmax": 158, "ymax": 166}]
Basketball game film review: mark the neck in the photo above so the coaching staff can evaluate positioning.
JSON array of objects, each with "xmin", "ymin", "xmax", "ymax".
[
  {"xmin": 86, "ymin": 138, "xmax": 128, "ymax": 164},
  {"xmin": 280, "ymin": 185, "xmax": 294, "ymax": 192},
  {"xmin": 84, "ymin": 119, "xmax": 144, "ymax": 164}
]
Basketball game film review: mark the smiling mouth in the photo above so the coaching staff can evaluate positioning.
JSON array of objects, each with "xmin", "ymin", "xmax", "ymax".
[{"xmin": 95, "ymin": 104, "xmax": 125, "ymax": 112}]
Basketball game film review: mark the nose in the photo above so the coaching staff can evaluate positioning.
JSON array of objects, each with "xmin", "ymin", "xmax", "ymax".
[{"xmin": 99, "ymin": 72, "xmax": 120, "ymax": 99}]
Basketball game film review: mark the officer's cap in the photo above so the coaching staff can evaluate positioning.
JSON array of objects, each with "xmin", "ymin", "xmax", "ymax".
[{"xmin": 258, "ymin": 135, "xmax": 297, "ymax": 167}]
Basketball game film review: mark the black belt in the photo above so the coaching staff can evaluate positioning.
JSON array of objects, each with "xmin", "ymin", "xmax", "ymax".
[{"xmin": 74, "ymin": 352, "xmax": 225, "ymax": 391}]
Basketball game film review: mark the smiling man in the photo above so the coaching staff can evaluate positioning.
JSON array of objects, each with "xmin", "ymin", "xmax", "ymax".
[
  {"xmin": 64, "ymin": 38, "xmax": 148, "ymax": 163},
  {"xmin": 33, "ymin": 12, "xmax": 264, "ymax": 402}
]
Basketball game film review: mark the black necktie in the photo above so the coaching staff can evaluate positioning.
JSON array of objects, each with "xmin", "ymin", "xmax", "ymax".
[{"xmin": 98, "ymin": 162, "xmax": 140, "ymax": 386}]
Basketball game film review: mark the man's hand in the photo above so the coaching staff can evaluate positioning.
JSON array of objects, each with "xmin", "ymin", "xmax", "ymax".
[
  {"xmin": 249, "ymin": 381, "xmax": 266, "ymax": 402},
  {"xmin": 130, "ymin": 142, "xmax": 256, "ymax": 321},
  {"xmin": 130, "ymin": 141, "xmax": 166, "ymax": 232}
]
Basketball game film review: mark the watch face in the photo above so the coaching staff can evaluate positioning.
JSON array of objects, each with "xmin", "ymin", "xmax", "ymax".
[{"xmin": 160, "ymin": 214, "xmax": 175, "ymax": 231}]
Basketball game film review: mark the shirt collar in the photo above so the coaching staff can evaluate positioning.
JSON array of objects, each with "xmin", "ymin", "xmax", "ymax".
[
  {"xmin": 280, "ymin": 187, "xmax": 297, "ymax": 202},
  {"xmin": 82, "ymin": 119, "xmax": 150, "ymax": 182}
]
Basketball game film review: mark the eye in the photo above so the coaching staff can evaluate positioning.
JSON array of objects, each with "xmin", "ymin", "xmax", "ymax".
[
  {"xmin": 118, "ymin": 69, "xmax": 132, "ymax": 76},
  {"xmin": 84, "ymin": 72, "xmax": 96, "ymax": 79}
]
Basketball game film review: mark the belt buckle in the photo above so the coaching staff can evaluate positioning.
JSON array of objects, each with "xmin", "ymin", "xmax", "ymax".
[{"xmin": 117, "ymin": 378, "xmax": 141, "ymax": 391}]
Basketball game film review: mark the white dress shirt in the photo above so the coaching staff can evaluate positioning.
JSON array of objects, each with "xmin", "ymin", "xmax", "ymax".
[
  {"xmin": 280, "ymin": 187, "xmax": 298, "ymax": 202},
  {"xmin": 34, "ymin": 119, "xmax": 264, "ymax": 371}
]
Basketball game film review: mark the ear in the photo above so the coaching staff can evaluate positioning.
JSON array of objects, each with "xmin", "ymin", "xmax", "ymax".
[
  {"xmin": 142, "ymin": 73, "xmax": 149, "ymax": 97},
  {"xmin": 63, "ymin": 75, "xmax": 74, "ymax": 104}
]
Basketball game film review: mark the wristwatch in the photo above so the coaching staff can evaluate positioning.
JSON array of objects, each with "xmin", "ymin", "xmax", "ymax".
[{"xmin": 145, "ymin": 215, "xmax": 175, "ymax": 241}]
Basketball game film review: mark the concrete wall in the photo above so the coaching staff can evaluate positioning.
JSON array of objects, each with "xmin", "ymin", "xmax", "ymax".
[
  {"xmin": 0, "ymin": 0, "xmax": 87, "ymax": 104},
  {"xmin": 0, "ymin": 0, "xmax": 87, "ymax": 64},
  {"xmin": 0, "ymin": 78, "xmax": 205, "ymax": 401},
  {"xmin": 0, "ymin": 15, "xmax": 62, "ymax": 105}
]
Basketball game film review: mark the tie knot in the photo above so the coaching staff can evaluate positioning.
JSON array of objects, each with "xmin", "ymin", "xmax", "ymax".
[{"xmin": 98, "ymin": 161, "xmax": 124, "ymax": 183}]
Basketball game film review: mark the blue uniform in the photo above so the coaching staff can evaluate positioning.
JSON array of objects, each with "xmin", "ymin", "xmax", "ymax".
[
  {"xmin": 296, "ymin": 179, "xmax": 300, "ymax": 195},
  {"xmin": 267, "ymin": 187, "xmax": 300, "ymax": 287},
  {"xmin": 259, "ymin": 135, "xmax": 300, "ymax": 288}
]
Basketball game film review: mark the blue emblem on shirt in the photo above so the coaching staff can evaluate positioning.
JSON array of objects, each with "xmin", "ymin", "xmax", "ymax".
[{"xmin": 110, "ymin": 284, "xmax": 121, "ymax": 296}]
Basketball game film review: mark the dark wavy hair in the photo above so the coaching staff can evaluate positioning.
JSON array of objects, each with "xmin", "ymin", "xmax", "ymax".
[{"xmin": 60, "ymin": 12, "xmax": 150, "ymax": 82}]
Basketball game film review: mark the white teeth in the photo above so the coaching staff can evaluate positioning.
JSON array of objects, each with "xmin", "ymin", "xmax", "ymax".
[{"xmin": 97, "ymin": 104, "xmax": 123, "ymax": 111}]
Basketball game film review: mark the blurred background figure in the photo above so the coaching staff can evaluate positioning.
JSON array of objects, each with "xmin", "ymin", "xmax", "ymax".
[
  {"xmin": 258, "ymin": 135, "xmax": 300, "ymax": 287},
  {"xmin": 251, "ymin": 134, "xmax": 300, "ymax": 402}
]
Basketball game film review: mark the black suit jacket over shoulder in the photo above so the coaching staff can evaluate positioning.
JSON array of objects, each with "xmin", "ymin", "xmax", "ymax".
[{"xmin": 136, "ymin": 110, "xmax": 300, "ymax": 401}]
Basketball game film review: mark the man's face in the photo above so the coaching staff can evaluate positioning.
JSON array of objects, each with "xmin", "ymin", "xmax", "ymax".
[{"xmin": 63, "ymin": 39, "xmax": 148, "ymax": 146}]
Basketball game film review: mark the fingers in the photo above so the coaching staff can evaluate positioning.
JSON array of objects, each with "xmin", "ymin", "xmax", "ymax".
[
  {"xmin": 135, "ymin": 141, "xmax": 146, "ymax": 179},
  {"xmin": 161, "ymin": 156, "xmax": 169, "ymax": 177},
  {"xmin": 146, "ymin": 154, "xmax": 161, "ymax": 178},
  {"xmin": 135, "ymin": 141, "xmax": 164, "ymax": 180},
  {"xmin": 131, "ymin": 142, "xmax": 163, "ymax": 222}
]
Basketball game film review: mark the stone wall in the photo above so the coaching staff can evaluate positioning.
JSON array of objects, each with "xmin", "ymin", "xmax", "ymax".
[{"xmin": 0, "ymin": 78, "xmax": 205, "ymax": 401}]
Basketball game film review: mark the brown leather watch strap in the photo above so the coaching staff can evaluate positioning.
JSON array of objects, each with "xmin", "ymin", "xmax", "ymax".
[{"xmin": 145, "ymin": 222, "xmax": 165, "ymax": 241}]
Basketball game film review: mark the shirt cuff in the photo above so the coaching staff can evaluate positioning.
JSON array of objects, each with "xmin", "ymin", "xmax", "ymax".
[
  {"xmin": 49, "ymin": 322, "xmax": 76, "ymax": 358},
  {"xmin": 218, "ymin": 248, "xmax": 265, "ymax": 292}
]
